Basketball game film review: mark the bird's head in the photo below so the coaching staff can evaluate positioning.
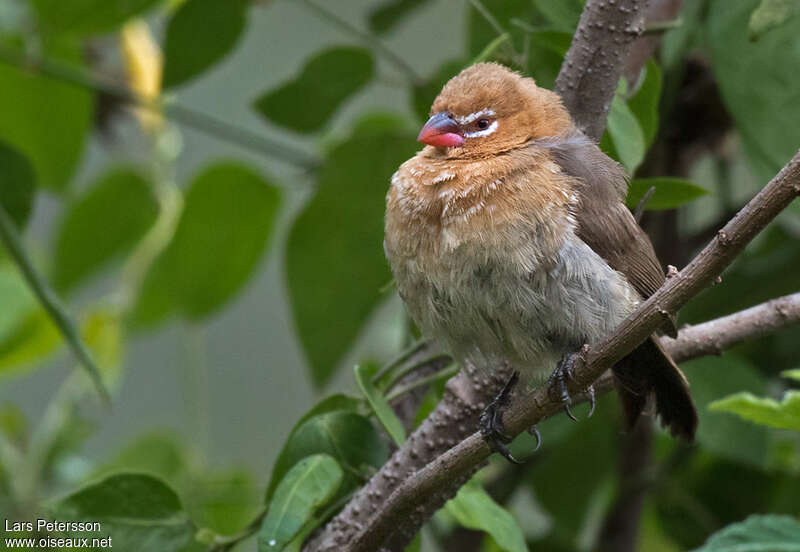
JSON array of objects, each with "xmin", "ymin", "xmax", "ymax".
[{"xmin": 417, "ymin": 62, "xmax": 572, "ymax": 158}]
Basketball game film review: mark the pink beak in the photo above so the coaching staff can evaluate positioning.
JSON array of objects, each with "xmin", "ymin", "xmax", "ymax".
[{"xmin": 417, "ymin": 112, "xmax": 464, "ymax": 148}]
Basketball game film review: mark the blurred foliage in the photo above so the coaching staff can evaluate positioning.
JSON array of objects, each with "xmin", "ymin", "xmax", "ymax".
[
  {"xmin": 0, "ymin": 0, "xmax": 798, "ymax": 551},
  {"xmin": 254, "ymin": 47, "xmax": 375, "ymax": 134}
]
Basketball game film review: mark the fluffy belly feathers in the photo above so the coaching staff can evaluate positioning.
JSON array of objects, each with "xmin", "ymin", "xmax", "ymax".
[{"xmin": 388, "ymin": 224, "xmax": 640, "ymax": 380}]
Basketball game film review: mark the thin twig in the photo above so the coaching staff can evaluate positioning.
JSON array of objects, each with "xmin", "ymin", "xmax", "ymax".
[
  {"xmin": 663, "ymin": 292, "xmax": 800, "ymax": 361},
  {"xmin": 372, "ymin": 339, "xmax": 433, "ymax": 384},
  {"xmin": 0, "ymin": 44, "xmax": 321, "ymax": 171},
  {"xmin": 633, "ymin": 185, "xmax": 656, "ymax": 223},
  {"xmin": 299, "ymin": 0, "xmax": 423, "ymax": 86},
  {"xmin": 467, "ymin": 0, "xmax": 520, "ymax": 63},
  {"xmin": 643, "ymin": 18, "xmax": 683, "ymax": 35},
  {"xmin": 0, "ymin": 204, "xmax": 110, "ymax": 404},
  {"xmin": 386, "ymin": 363, "xmax": 459, "ymax": 403},
  {"xmin": 384, "ymin": 353, "xmax": 451, "ymax": 392}
]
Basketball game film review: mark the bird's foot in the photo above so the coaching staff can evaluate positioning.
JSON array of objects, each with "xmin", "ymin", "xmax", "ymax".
[
  {"xmin": 548, "ymin": 352, "xmax": 596, "ymax": 421},
  {"xmin": 480, "ymin": 371, "xmax": 523, "ymax": 464}
]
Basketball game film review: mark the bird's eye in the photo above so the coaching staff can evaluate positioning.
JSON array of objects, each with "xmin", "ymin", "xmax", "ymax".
[{"xmin": 476, "ymin": 119, "xmax": 490, "ymax": 130}]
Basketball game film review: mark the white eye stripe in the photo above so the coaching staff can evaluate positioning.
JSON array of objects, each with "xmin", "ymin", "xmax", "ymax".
[
  {"xmin": 464, "ymin": 120, "xmax": 498, "ymax": 138},
  {"xmin": 454, "ymin": 108, "xmax": 495, "ymax": 125}
]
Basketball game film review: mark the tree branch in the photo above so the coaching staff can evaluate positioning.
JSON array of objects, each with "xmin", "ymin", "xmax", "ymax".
[
  {"xmin": 555, "ymin": 0, "xmax": 651, "ymax": 140},
  {"xmin": 663, "ymin": 292, "xmax": 800, "ymax": 361}
]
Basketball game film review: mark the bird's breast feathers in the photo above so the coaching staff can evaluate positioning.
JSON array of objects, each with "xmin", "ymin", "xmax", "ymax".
[
  {"xmin": 384, "ymin": 145, "xmax": 640, "ymax": 372},
  {"xmin": 385, "ymin": 146, "xmax": 575, "ymax": 265}
]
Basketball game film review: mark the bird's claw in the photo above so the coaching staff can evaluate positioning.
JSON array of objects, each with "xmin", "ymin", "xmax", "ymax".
[
  {"xmin": 548, "ymin": 353, "xmax": 595, "ymax": 421},
  {"xmin": 528, "ymin": 425, "xmax": 542, "ymax": 452},
  {"xmin": 586, "ymin": 383, "xmax": 596, "ymax": 418},
  {"xmin": 480, "ymin": 372, "xmax": 523, "ymax": 464}
]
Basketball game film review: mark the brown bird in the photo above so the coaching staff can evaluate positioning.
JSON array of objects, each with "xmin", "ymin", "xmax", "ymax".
[{"xmin": 384, "ymin": 63, "xmax": 697, "ymax": 461}]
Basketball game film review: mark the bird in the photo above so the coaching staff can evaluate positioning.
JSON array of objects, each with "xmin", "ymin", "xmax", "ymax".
[{"xmin": 384, "ymin": 62, "xmax": 697, "ymax": 461}]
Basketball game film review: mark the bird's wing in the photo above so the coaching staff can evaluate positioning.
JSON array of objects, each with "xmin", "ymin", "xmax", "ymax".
[{"xmin": 539, "ymin": 132, "xmax": 676, "ymax": 335}]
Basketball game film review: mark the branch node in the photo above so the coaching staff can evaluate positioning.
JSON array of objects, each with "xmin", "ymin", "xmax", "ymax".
[
  {"xmin": 717, "ymin": 229, "xmax": 732, "ymax": 246},
  {"xmin": 665, "ymin": 265, "xmax": 679, "ymax": 279}
]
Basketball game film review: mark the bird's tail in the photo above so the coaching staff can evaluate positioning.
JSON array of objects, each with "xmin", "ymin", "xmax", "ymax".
[{"xmin": 612, "ymin": 337, "xmax": 698, "ymax": 441}]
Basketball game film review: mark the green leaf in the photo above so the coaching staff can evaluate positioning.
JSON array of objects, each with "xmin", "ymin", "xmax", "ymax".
[
  {"xmin": 259, "ymin": 455, "xmax": 343, "ymax": 551},
  {"xmin": 95, "ymin": 432, "xmax": 189, "ymax": 483},
  {"xmin": 0, "ymin": 39, "xmax": 92, "ymax": 191},
  {"xmin": 626, "ymin": 177, "xmax": 709, "ymax": 211},
  {"xmin": 354, "ymin": 363, "xmax": 405, "ymax": 445},
  {"xmin": 50, "ymin": 473, "xmax": 196, "ymax": 551},
  {"xmin": 30, "ymin": 0, "xmax": 161, "ymax": 36},
  {"xmin": 693, "ymin": 514, "xmax": 800, "ymax": 551},
  {"xmin": 411, "ymin": 59, "xmax": 466, "ymax": 123},
  {"xmin": 254, "ymin": 47, "xmax": 374, "ymax": 133},
  {"xmin": 748, "ymin": 0, "xmax": 800, "ymax": 40},
  {"xmin": 97, "ymin": 433, "xmax": 260, "ymax": 536},
  {"xmin": 466, "ymin": 0, "xmax": 530, "ymax": 58},
  {"xmin": 184, "ymin": 469, "xmax": 262, "ymax": 537},
  {"xmin": 532, "ymin": 0, "xmax": 583, "ymax": 31},
  {"xmin": 53, "ymin": 167, "xmax": 158, "ymax": 293},
  {"xmin": 81, "ymin": 306, "xmax": 125, "ymax": 391},
  {"xmin": 0, "ymin": 140, "xmax": 35, "ymax": 228},
  {"xmin": 0, "ymin": 309, "xmax": 61, "ymax": 378},
  {"xmin": 445, "ymin": 479, "xmax": 528, "ymax": 552},
  {"xmin": 162, "ymin": 0, "xmax": 248, "ymax": 88},
  {"xmin": 286, "ymin": 116, "xmax": 417, "ymax": 387},
  {"xmin": 628, "ymin": 59, "xmax": 663, "ymax": 148},
  {"xmin": 606, "ymin": 94, "xmax": 646, "ymax": 174},
  {"xmin": 268, "ymin": 411, "xmax": 387, "ymax": 503},
  {"xmin": 472, "ymin": 33, "xmax": 511, "ymax": 64},
  {"xmin": 132, "ymin": 162, "xmax": 281, "ymax": 326},
  {"xmin": 782, "ymin": 369, "xmax": 800, "ymax": 382},
  {"xmin": 527, "ymin": 398, "xmax": 618, "ymax": 540},
  {"xmin": 681, "ymin": 356, "xmax": 770, "ymax": 467},
  {"xmin": 708, "ymin": 0, "xmax": 800, "ymax": 185},
  {"xmin": 266, "ymin": 394, "xmax": 363, "ymax": 500},
  {"xmin": 404, "ymin": 534, "xmax": 422, "ymax": 552},
  {"xmin": 525, "ymin": 31, "xmax": 572, "ymax": 89},
  {"xmin": 709, "ymin": 390, "xmax": 800, "ymax": 431},
  {"xmin": 0, "ymin": 265, "xmax": 36, "ymax": 341},
  {"xmin": 368, "ymin": 0, "xmax": 426, "ymax": 34}
]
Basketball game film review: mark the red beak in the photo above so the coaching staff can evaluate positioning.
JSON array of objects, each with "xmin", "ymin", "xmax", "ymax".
[{"xmin": 417, "ymin": 112, "xmax": 464, "ymax": 148}]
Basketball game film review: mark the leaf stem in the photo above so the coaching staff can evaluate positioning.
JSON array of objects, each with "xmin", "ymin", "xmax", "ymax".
[
  {"xmin": 385, "ymin": 363, "xmax": 459, "ymax": 403},
  {"xmin": 0, "ymin": 204, "xmax": 110, "ymax": 404},
  {"xmin": 643, "ymin": 18, "xmax": 683, "ymax": 35},
  {"xmin": 371, "ymin": 339, "xmax": 431, "ymax": 384},
  {"xmin": 471, "ymin": 33, "xmax": 510, "ymax": 65},
  {"xmin": 384, "ymin": 353, "xmax": 452, "ymax": 392}
]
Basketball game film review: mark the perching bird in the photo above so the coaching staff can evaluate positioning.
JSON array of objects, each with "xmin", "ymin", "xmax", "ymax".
[{"xmin": 384, "ymin": 63, "xmax": 697, "ymax": 461}]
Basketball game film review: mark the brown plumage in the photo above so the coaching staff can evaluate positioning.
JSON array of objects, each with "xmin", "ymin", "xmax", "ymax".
[{"xmin": 384, "ymin": 63, "xmax": 697, "ymax": 441}]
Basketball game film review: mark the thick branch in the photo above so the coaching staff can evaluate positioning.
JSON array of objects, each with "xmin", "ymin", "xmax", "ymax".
[
  {"xmin": 344, "ymin": 150, "xmax": 800, "ymax": 552},
  {"xmin": 555, "ymin": 0, "xmax": 651, "ymax": 140}
]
